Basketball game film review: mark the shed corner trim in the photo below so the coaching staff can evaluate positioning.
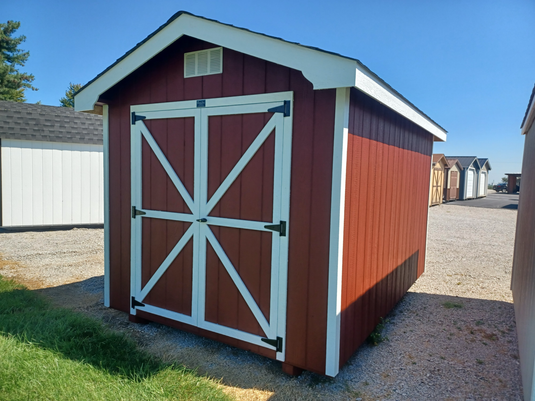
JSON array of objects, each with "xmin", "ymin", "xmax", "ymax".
[{"xmin": 325, "ymin": 87, "xmax": 351, "ymax": 377}]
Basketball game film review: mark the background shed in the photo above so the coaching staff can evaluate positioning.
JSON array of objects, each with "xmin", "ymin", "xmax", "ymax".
[
  {"xmin": 511, "ymin": 84, "xmax": 535, "ymax": 401},
  {"xmin": 477, "ymin": 157, "xmax": 491, "ymax": 197},
  {"xmin": 444, "ymin": 158, "xmax": 462, "ymax": 201},
  {"xmin": 430, "ymin": 154, "xmax": 447, "ymax": 206},
  {"xmin": 446, "ymin": 156, "xmax": 480, "ymax": 200},
  {"xmin": 75, "ymin": 11, "xmax": 446, "ymax": 377},
  {"xmin": 0, "ymin": 101, "xmax": 104, "ymax": 227}
]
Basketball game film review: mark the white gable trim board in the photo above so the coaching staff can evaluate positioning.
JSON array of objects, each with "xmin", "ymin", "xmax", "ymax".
[
  {"xmin": 1, "ymin": 139, "xmax": 104, "ymax": 227},
  {"xmin": 75, "ymin": 12, "xmax": 446, "ymax": 142}
]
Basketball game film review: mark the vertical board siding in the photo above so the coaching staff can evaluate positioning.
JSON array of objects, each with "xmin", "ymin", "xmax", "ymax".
[
  {"xmin": 512, "ymin": 123, "xmax": 535, "ymax": 401},
  {"xmin": 1, "ymin": 139, "xmax": 104, "ymax": 226},
  {"xmin": 339, "ymin": 88, "xmax": 432, "ymax": 367},
  {"xmin": 104, "ymin": 36, "xmax": 335, "ymax": 374}
]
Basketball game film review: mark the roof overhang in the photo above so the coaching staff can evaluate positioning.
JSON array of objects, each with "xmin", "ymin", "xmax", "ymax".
[
  {"xmin": 75, "ymin": 11, "xmax": 447, "ymax": 141},
  {"xmin": 521, "ymin": 85, "xmax": 535, "ymax": 135}
]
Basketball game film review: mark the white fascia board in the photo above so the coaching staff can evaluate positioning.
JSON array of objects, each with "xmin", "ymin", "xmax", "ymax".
[
  {"xmin": 354, "ymin": 65, "xmax": 447, "ymax": 142},
  {"xmin": 522, "ymin": 95, "xmax": 535, "ymax": 135},
  {"xmin": 75, "ymin": 14, "xmax": 356, "ymax": 112},
  {"xmin": 74, "ymin": 13, "xmax": 446, "ymax": 143}
]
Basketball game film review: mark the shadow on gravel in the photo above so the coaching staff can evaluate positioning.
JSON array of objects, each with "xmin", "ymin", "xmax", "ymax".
[{"xmin": 502, "ymin": 204, "xmax": 518, "ymax": 210}]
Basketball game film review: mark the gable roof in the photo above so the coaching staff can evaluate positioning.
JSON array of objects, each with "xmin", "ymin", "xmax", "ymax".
[
  {"xmin": 74, "ymin": 10, "xmax": 446, "ymax": 142},
  {"xmin": 446, "ymin": 156, "xmax": 480, "ymax": 169},
  {"xmin": 0, "ymin": 101, "xmax": 102, "ymax": 145},
  {"xmin": 521, "ymin": 84, "xmax": 535, "ymax": 134},
  {"xmin": 477, "ymin": 157, "xmax": 491, "ymax": 170},
  {"xmin": 445, "ymin": 158, "xmax": 463, "ymax": 171},
  {"xmin": 432, "ymin": 153, "xmax": 447, "ymax": 166}
]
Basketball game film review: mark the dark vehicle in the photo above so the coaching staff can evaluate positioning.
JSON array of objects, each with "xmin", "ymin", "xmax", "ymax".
[{"xmin": 493, "ymin": 183, "xmax": 507, "ymax": 193}]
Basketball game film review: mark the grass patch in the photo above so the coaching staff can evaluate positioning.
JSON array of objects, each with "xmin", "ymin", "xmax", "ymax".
[
  {"xmin": 0, "ymin": 275, "xmax": 230, "ymax": 401},
  {"xmin": 442, "ymin": 301, "xmax": 463, "ymax": 309},
  {"xmin": 367, "ymin": 318, "xmax": 388, "ymax": 346}
]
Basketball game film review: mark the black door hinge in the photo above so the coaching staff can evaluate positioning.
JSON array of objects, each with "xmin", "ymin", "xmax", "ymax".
[
  {"xmin": 197, "ymin": 99, "xmax": 206, "ymax": 108},
  {"xmin": 264, "ymin": 221, "xmax": 286, "ymax": 236},
  {"xmin": 131, "ymin": 112, "xmax": 146, "ymax": 125},
  {"xmin": 131, "ymin": 297, "xmax": 145, "ymax": 309},
  {"xmin": 131, "ymin": 206, "xmax": 146, "ymax": 219},
  {"xmin": 267, "ymin": 100, "xmax": 291, "ymax": 117},
  {"xmin": 261, "ymin": 336, "xmax": 283, "ymax": 352}
]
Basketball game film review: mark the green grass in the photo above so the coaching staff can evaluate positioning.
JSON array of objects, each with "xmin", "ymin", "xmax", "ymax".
[{"xmin": 0, "ymin": 275, "xmax": 231, "ymax": 401}]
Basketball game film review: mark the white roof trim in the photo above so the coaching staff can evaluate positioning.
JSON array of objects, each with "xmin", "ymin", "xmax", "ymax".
[
  {"xmin": 75, "ymin": 12, "xmax": 446, "ymax": 141},
  {"xmin": 521, "ymin": 90, "xmax": 535, "ymax": 135}
]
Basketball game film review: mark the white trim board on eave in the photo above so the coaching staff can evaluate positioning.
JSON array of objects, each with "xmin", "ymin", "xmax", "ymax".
[
  {"xmin": 74, "ymin": 12, "xmax": 446, "ymax": 141},
  {"xmin": 522, "ymin": 93, "xmax": 535, "ymax": 135}
]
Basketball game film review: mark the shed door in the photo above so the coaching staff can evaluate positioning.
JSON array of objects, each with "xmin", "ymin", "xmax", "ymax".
[
  {"xmin": 450, "ymin": 171, "xmax": 458, "ymax": 199},
  {"xmin": 431, "ymin": 167, "xmax": 443, "ymax": 205},
  {"xmin": 129, "ymin": 93, "xmax": 292, "ymax": 360},
  {"xmin": 467, "ymin": 170, "xmax": 474, "ymax": 198},
  {"xmin": 479, "ymin": 172, "xmax": 486, "ymax": 196}
]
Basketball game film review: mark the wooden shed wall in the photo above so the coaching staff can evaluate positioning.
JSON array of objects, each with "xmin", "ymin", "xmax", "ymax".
[
  {"xmin": 103, "ymin": 36, "xmax": 336, "ymax": 374},
  {"xmin": 339, "ymin": 88, "xmax": 432, "ymax": 367},
  {"xmin": 512, "ymin": 122, "xmax": 535, "ymax": 401}
]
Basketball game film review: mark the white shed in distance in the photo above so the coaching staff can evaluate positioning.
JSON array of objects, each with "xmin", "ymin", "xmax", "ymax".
[{"xmin": 0, "ymin": 101, "xmax": 103, "ymax": 227}]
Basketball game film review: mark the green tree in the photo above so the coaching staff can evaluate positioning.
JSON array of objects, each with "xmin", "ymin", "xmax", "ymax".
[
  {"xmin": 0, "ymin": 20, "xmax": 37, "ymax": 102},
  {"xmin": 59, "ymin": 82, "xmax": 82, "ymax": 108},
  {"xmin": 501, "ymin": 176, "xmax": 508, "ymax": 183}
]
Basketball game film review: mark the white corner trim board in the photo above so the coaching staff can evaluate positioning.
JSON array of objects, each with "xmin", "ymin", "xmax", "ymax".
[
  {"xmin": 103, "ymin": 105, "xmax": 111, "ymax": 307},
  {"xmin": 74, "ymin": 13, "xmax": 446, "ymax": 142},
  {"xmin": 325, "ymin": 87, "xmax": 350, "ymax": 377}
]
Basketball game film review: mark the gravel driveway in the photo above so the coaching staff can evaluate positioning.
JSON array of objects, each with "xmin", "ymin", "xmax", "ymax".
[{"xmin": 0, "ymin": 204, "xmax": 522, "ymax": 400}]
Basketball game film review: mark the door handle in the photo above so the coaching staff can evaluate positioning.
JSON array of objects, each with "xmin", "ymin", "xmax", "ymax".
[{"xmin": 196, "ymin": 218, "xmax": 207, "ymax": 223}]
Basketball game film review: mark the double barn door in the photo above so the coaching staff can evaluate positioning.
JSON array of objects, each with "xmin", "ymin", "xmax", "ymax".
[{"xmin": 129, "ymin": 92, "xmax": 292, "ymax": 360}]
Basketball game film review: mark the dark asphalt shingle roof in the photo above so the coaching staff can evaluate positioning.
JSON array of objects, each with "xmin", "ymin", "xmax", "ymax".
[
  {"xmin": 0, "ymin": 101, "xmax": 102, "ymax": 145},
  {"xmin": 478, "ymin": 158, "xmax": 491, "ymax": 170},
  {"xmin": 445, "ymin": 156, "xmax": 479, "ymax": 169},
  {"xmin": 445, "ymin": 158, "xmax": 463, "ymax": 170}
]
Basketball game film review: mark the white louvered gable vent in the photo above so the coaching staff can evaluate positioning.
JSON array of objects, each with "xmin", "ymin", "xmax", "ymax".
[{"xmin": 184, "ymin": 47, "xmax": 223, "ymax": 78}]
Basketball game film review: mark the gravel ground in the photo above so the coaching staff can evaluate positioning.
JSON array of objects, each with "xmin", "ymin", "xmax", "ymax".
[{"xmin": 0, "ymin": 204, "xmax": 522, "ymax": 400}]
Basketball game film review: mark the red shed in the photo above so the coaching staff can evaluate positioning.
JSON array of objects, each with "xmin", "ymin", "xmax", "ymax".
[{"xmin": 75, "ymin": 11, "xmax": 447, "ymax": 377}]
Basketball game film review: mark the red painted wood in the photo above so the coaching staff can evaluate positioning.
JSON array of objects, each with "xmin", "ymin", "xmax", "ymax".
[
  {"xmin": 339, "ymin": 88, "xmax": 432, "ymax": 368},
  {"xmin": 104, "ymin": 36, "xmax": 335, "ymax": 375}
]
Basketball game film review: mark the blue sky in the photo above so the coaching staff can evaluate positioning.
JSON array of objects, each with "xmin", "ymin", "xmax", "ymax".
[{"xmin": 2, "ymin": 0, "xmax": 534, "ymax": 182}]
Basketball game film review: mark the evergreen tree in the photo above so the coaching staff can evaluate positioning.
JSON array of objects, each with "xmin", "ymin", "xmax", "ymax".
[
  {"xmin": 0, "ymin": 20, "xmax": 37, "ymax": 102},
  {"xmin": 59, "ymin": 82, "xmax": 82, "ymax": 108}
]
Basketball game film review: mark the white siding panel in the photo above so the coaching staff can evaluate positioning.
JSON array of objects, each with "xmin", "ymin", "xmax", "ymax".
[
  {"xmin": 90, "ymin": 147, "xmax": 101, "ymax": 223},
  {"xmin": 1, "ymin": 139, "xmax": 103, "ymax": 226},
  {"xmin": 11, "ymin": 146, "xmax": 23, "ymax": 225},
  {"xmin": 71, "ymin": 149, "xmax": 82, "ymax": 223},
  {"xmin": 1, "ymin": 145, "xmax": 13, "ymax": 226},
  {"xmin": 62, "ymin": 147, "xmax": 73, "ymax": 224},
  {"xmin": 80, "ymin": 150, "xmax": 91, "ymax": 223},
  {"xmin": 52, "ymin": 146, "xmax": 64, "ymax": 224},
  {"xmin": 21, "ymin": 145, "xmax": 33, "ymax": 225},
  {"xmin": 32, "ymin": 145, "xmax": 44, "ymax": 225}
]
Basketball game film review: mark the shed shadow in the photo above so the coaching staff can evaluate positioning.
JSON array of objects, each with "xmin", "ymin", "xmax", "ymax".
[{"xmin": 502, "ymin": 204, "xmax": 518, "ymax": 210}]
